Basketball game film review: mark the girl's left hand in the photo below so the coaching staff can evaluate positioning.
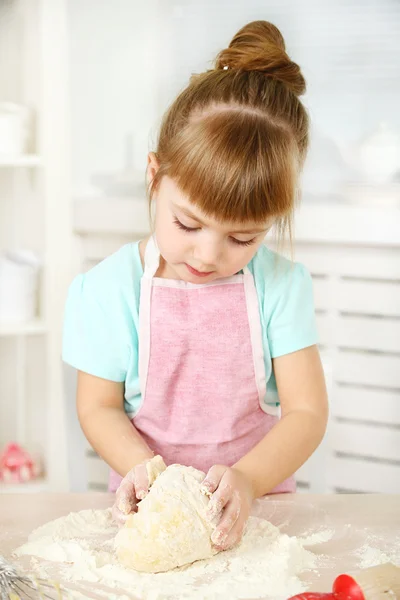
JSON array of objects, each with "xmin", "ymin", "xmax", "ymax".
[{"xmin": 202, "ymin": 465, "xmax": 254, "ymax": 551}]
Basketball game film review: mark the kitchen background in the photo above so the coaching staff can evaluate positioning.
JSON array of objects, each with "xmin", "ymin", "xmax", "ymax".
[{"xmin": 0, "ymin": 0, "xmax": 399, "ymax": 494}]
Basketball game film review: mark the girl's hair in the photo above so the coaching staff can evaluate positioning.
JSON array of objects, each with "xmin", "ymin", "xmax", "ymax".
[{"xmin": 149, "ymin": 20, "xmax": 309, "ymax": 239}]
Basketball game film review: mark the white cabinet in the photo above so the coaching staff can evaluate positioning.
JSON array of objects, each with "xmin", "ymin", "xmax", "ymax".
[
  {"xmin": 0, "ymin": 0, "xmax": 75, "ymax": 492},
  {"xmin": 294, "ymin": 204, "xmax": 400, "ymax": 493}
]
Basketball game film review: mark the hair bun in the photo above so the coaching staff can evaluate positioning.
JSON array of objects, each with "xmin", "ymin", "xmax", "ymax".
[{"xmin": 215, "ymin": 20, "xmax": 306, "ymax": 96}]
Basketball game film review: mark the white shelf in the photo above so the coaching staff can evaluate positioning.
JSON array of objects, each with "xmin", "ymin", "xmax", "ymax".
[
  {"xmin": 73, "ymin": 198, "xmax": 400, "ymax": 247},
  {"xmin": 74, "ymin": 196, "xmax": 149, "ymax": 235},
  {"xmin": 0, "ymin": 318, "xmax": 47, "ymax": 337},
  {"xmin": 295, "ymin": 203, "xmax": 400, "ymax": 247},
  {"xmin": 0, "ymin": 154, "xmax": 42, "ymax": 167},
  {"xmin": 0, "ymin": 477, "xmax": 49, "ymax": 494}
]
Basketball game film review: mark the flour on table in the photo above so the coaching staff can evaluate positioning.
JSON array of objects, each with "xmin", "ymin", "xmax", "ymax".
[
  {"xmin": 14, "ymin": 506, "xmax": 323, "ymax": 599},
  {"xmin": 354, "ymin": 537, "xmax": 400, "ymax": 570}
]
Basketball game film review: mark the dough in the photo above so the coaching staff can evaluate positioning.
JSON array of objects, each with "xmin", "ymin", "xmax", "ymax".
[
  {"xmin": 115, "ymin": 457, "xmax": 219, "ymax": 573},
  {"xmin": 145, "ymin": 454, "xmax": 167, "ymax": 485}
]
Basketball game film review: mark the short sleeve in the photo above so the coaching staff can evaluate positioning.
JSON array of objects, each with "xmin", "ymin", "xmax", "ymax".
[
  {"xmin": 266, "ymin": 262, "xmax": 318, "ymax": 358},
  {"xmin": 62, "ymin": 273, "xmax": 128, "ymax": 381}
]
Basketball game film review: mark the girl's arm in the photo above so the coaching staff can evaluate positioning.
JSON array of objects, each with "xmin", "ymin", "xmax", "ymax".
[
  {"xmin": 76, "ymin": 371, "xmax": 154, "ymax": 476},
  {"xmin": 233, "ymin": 344, "xmax": 328, "ymax": 496}
]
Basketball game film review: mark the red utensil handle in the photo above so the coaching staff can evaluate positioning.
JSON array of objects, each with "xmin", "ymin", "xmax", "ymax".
[
  {"xmin": 287, "ymin": 594, "xmax": 337, "ymax": 599},
  {"xmin": 333, "ymin": 575, "xmax": 365, "ymax": 600},
  {"xmin": 288, "ymin": 573, "xmax": 366, "ymax": 600}
]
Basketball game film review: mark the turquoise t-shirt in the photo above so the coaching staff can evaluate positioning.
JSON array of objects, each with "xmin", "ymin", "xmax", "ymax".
[{"xmin": 62, "ymin": 242, "xmax": 318, "ymax": 416}]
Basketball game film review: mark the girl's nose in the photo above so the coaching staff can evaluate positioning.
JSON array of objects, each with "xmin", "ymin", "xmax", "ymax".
[{"xmin": 193, "ymin": 241, "xmax": 220, "ymax": 269}]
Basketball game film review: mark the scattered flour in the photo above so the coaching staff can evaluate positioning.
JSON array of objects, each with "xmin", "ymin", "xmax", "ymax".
[
  {"xmin": 354, "ymin": 539, "xmax": 400, "ymax": 570},
  {"xmin": 356, "ymin": 545, "xmax": 393, "ymax": 569},
  {"xmin": 14, "ymin": 508, "xmax": 326, "ymax": 600},
  {"xmin": 297, "ymin": 530, "xmax": 334, "ymax": 547},
  {"xmin": 349, "ymin": 527, "xmax": 400, "ymax": 571}
]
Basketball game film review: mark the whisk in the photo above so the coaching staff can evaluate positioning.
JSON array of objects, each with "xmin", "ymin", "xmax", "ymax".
[{"xmin": 0, "ymin": 555, "xmax": 66, "ymax": 600}]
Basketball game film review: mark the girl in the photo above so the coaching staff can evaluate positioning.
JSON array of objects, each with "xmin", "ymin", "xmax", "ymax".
[{"xmin": 63, "ymin": 20, "xmax": 328, "ymax": 553}]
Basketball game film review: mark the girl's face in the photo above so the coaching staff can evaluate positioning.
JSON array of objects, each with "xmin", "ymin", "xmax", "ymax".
[{"xmin": 153, "ymin": 175, "xmax": 272, "ymax": 283}]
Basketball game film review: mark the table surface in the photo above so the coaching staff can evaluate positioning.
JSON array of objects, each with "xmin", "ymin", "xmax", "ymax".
[{"xmin": 1, "ymin": 493, "xmax": 399, "ymax": 598}]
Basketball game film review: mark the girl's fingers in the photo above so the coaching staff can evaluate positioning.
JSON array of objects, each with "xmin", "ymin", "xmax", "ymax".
[
  {"xmin": 112, "ymin": 458, "xmax": 157, "ymax": 526},
  {"xmin": 211, "ymin": 490, "xmax": 241, "ymax": 548},
  {"xmin": 134, "ymin": 462, "xmax": 150, "ymax": 500},
  {"xmin": 206, "ymin": 475, "xmax": 233, "ymax": 521},
  {"xmin": 217, "ymin": 513, "xmax": 245, "ymax": 550},
  {"xmin": 202, "ymin": 465, "xmax": 226, "ymax": 495},
  {"xmin": 115, "ymin": 479, "xmax": 136, "ymax": 514},
  {"xmin": 112, "ymin": 502, "xmax": 130, "ymax": 527}
]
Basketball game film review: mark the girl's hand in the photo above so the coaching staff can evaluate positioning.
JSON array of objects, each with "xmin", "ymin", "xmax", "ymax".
[
  {"xmin": 112, "ymin": 455, "xmax": 166, "ymax": 526},
  {"xmin": 112, "ymin": 460, "xmax": 151, "ymax": 526},
  {"xmin": 202, "ymin": 465, "xmax": 254, "ymax": 551}
]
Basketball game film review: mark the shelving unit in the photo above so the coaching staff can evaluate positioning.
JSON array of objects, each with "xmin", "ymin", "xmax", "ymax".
[
  {"xmin": 0, "ymin": 0, "xmax": 75, "ymax": 493},
  {"xmin": 0, "ymin": 477, "xmax": 49, "ymax": 494},
  {"xmin": 0, "ymin": 154, "xmax": 42, "ymax": 167},
  {"xmin": 0, "ymin": 318, "xmax": 47, "ymax": 337},
  {"xmin": 74, "ymin": 196, "xmax": 149, "ymax": 236},
  {"xmin": 73, "ymin": 196, "xmax": 400, "ymax": 244}
]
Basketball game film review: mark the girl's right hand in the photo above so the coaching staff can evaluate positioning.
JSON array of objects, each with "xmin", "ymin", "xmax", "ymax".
[
  {"xmin": 112, "ymin": 455, "xmax": 166, "ymax": 526},
  {"xmin": 112, "ymin": 460, "xmax": 152, "ymax": 526}
]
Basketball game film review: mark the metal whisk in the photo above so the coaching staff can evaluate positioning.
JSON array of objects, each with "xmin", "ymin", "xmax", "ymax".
[{"xmin": 0, "ymin": 555, "xmax": 66, "ymax": 600}]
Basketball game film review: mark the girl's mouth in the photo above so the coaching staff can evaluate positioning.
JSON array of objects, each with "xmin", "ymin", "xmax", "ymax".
[{"xmin": 185, "ymin": 264, "xmax": 215, "ymax": 278}]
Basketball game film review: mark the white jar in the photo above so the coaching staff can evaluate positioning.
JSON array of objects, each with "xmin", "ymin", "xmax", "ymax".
[
  {"xmin": 0, "ymin": 250, "xmax": 41, "ymax": 323},
  {"xmin": 0, "ymin": 103, "xmax": 31, "ymax": 156},
  {"xmin": 355, "ymin": 123, "xmax": 400, "ymax": 185}
]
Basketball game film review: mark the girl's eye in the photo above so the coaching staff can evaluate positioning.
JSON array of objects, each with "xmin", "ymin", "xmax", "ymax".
[
  {"xmin": 230, "ymin": 237, "xmax": 256, "ymax": 247},
  {"xmin": 173, "ymin": 217, "xmax": 199, "ymax": 232},
  {"xmin": 174, "ymin": 217, "xmax": 256, "ymax": 246}
]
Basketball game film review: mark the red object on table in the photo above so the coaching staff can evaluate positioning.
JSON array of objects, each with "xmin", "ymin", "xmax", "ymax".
[
  {"xmin": 288, "ymin": 573, "xmax": 366, "ymax": 599},
  {"xmin": 333, "ymin": 575, "xmax": 365, "ymax": 600},
  {"xmin": 287, "ymin": 594, "xmax": 337, "ymax": 599},
  {"xmin": 0, "ymin": 442, "xmax": 38, "ymax": 483}
]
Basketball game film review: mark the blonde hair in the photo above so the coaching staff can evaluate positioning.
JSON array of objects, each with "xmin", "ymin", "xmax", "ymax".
[{"xmin": 149, "ymin": 20, "xmax": 309, "ymax": 240}]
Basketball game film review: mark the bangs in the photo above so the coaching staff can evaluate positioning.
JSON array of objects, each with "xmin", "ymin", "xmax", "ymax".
[{"xmin": 159, "ymin": 110, "xmax": 298, "ymax": 225}]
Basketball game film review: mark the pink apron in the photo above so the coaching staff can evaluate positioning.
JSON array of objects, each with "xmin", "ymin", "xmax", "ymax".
[{"xmin": 109, "ymin": 236, "xmax": 295, "ymax": 494}]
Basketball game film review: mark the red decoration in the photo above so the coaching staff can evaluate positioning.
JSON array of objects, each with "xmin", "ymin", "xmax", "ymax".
[{"xmin": 0, "ymin": 442, "xmax": 39, "ymax": 483}]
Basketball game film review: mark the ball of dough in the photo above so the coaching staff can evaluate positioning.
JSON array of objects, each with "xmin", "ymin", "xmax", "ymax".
[{"xmin": 115, "ymin": 460, "xmax": 219, "ymax": 573}]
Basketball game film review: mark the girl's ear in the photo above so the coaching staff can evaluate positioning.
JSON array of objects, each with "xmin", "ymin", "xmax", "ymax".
[{"xmin": 146, "ymin": 152, "xmax": 160, "ymax": 187}]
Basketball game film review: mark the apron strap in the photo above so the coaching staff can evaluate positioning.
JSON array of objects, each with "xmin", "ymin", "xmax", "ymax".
[{"xmin": 144, "ymin": 235, "xmax": 161, "ymax": 278}]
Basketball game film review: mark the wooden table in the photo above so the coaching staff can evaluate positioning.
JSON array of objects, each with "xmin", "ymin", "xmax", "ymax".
[{"xmin": 1, "ymin": 493, "xmax": 399, "ymax": 598}]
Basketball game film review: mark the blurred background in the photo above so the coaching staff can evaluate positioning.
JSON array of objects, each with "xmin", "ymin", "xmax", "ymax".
[{"xmin": 0, "ymin": 0, "xmax": 399, "ymax": 494}]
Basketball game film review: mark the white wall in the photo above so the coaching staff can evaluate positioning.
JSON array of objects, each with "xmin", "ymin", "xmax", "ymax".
[
  {"xmin": 68, "ymin": 0, "xmax": 160, "ymax": 196},
  {"xmin": 157, "ymin": 0, "xmax": 400, "ymax": 199},
  {"xmin": 157, "ymin": 0, "xmax": 400, "ymax": 135},
  {"xmin": 68, "ymin": 0, "xmax": 400, "ymax": 200}
]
